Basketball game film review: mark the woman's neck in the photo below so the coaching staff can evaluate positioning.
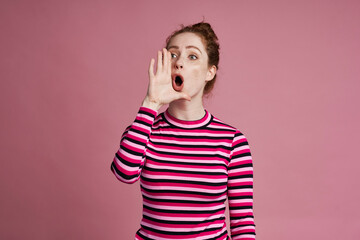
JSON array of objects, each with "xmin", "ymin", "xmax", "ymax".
[{"xmin": 168, "ymin": 98, "xmax": 205, "ymax": 121}]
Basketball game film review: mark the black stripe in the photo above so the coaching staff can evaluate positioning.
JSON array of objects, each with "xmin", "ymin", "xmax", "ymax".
[
  {"xmin": 130, "ymin": 128, "xmax": 149, "ymax": 137},
  {"xmin": 231, "ymin": 231, "xmax": 256, "ymax": 237},
  {"xmin": 141, "ymin": 176, "xmax": 227, "ymax": 187},
  {"xmin": 111, "ymin": 162, "xmax": 138, "ymax": 180},
  {"xmin": 143, "ymin": 165, "xmax": 227, "ymax": 176},
  {"xmin": 142, "ymin": 194, "xmax": 226, "ymax": 204},
  {"xmin": 123, "ymin": 135, "xmax": 147, "ymax": 147},
  {"xmin": 230, "ymin": 223, "xmax": 256, "ymax": 229},
  {"xmin": 155, "ymin": 125, "xmax": 235, "ymax": 133},
  {"xmin": 228, "ymin": 185, "xmax": 253, "ymax": 190},
  {"xmin": 119, "ymin": 144, "xmax": 143, "ymax": 157},
  {"xmin": 228, "ymin": 163, "xmax": 253, "ymax": 170},
  {"xmin": 141, "ymin": 185, "xmax": 227, "ymax": 197},
  {"xmin": 228, "ymin": 195, "xmax": 253, "ymax": 200},
  {"xmin": 233, "ymin": 131, "xmax": 244, "ymax": 137},
  {"xmin": 149, "ymin": 140, "xmax": 232, "ymax": 151},
  {"xmin": 143, "ymin": 204, "xmax": 225, "ymax": 214},
  {"xmin": 136, "ymin": 230, "xmax": 153, "ymax": 240},
  {"xmin": 229, "ymin": 205, "xmax": 253, "ymax": 210},
  {"xmin": 212, "ymin": 119, "xmax": 239, "ymax": 130},
  {"xmin": 142, "ymin": 214, "xmax": 226, "ymax": 225},
  {"xmin": 134, "ymin": 118, "xmax": 152, "ymax": 128},
  {"xmin": 233, "ymin": 141, "xmax": 249, "ymax": 148},
  {"xmin": 146, "ymin": 147, "xmax": 229, "ymax": 160},
  {"xmin": 115, "ymin": 152, "xmax": 140, "ymax": 168},
  {"xmin": 228, "ymin": 174, "xmax": 253, "ymax": 180},
  {"xmin": 140, "ymin": 222, "xmax": 224, "ymax": 236},
  {"xmin": 150, "ymin": 132, "xmax": 233, "ymax": 140},
  {"xmin": 231, "ymin": 152, "xmax": 252, "ymax": 159},
  {"xmin": 139, "ymin": 109, "xmax": 156, "ymax": 118},
  {"xmin": 230, "ymin": 215, "xmax": 255, "ymax": 220},
  {"xmin": 205, "ymin": 229, "xmax": 228, "ymax": 240},
  {"xmin": 146, "ymin": 156, "xmax": 227, "ymax": 167}
]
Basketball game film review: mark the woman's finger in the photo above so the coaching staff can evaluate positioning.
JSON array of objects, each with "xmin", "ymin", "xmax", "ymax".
[
  {"xmin": 156, "ymin": 50, "xmax": 162, "ymax": 74},
  {"xmin": 148, "ymin": 58, "xmax": 155, "ymax": 79},
  {"xmin": 169, "ymin": 91, "xmax": 191, "ymax": 103},
  {"xmin": 178, "ymin": 92, "xmax": 191, "ymax": 101},
  {"xmin": 166, "ymin": 50, "xmax": 171, "ymax": 74},
  {"xmin": 163, "ymin": 48, "xmax": 168, "ymax": 71}
]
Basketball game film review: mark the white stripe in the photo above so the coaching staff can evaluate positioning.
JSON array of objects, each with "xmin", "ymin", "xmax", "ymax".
[
  {"xmin": 142, "ymin": 172, "xmax": 227, "ymax": 183},
  {"xmin": 228, "ymin": 168, "xmax": 253, "ymax": 174},
  {"xmin": 138, "ymin": 228, "xmax": 226, "ymax": 240},
  {"xmin": 141, "ymin": 183, "xmax": 225, "ymax": 194},
  {"xmin": 141, "ymin": 221, "xmax": 223, "ymax": 232},
  {"xmin": 143, "ymin": 201, "xmax": 224, "ymax": 211},
  {"xmin": 114, "ymin": 157, "xmax": 140, "ymax": 172},
  {"xmin": 154, "ymin": 130, "xmax": 233, "ymax": 137},
  {"xmin": 230, "ymin": 209, "xmax": 253, "ymax": 214},
  {"xmin": 138, "ymin": 113, "xmax": 155, "ymax": 121},
  {"xmin": 230, "ymin": 156, "xmax": 252, "ymax": 163},
  {"xmin": 146, "ymin": 152, "xmax": 226, "ymax": 163},
  {"xmin": 142, "ymin": 211, "xmax": 225, "ymax": 222},
  {"xmin": 111, "ymin": 165, "xmax": 138, "ymax": 183},
  {"xmin": 147, "ymin": 147, "xmax": 229, "ymax": 157},
  {"xmin": 232, "ymin": 225, "xmax": 256, "ymax": 231},
  {"xmin": 150, "ymin": 138, "xmax": 231, "ymax": 147},
  {"xmin": 228, "ymin": 199, "xmax": 253, "ymax": 204},
  {"xmin": 232, "ymin": 234, "xmax": 255, "ymax": 239},
  {"xmin": 122, "ymin": 138, "xmax": 144, "ymax": 150},
  {"xmin": 141, "ymin": 191, "xmax": 226, "ymax": 202},
  {"xmin": 119, "ymin": 147, "xmax": 142, "ymax": 162},
  {"xmin": 128, "ymin": 131, "xmax": 149, "ymax": 141},
  {"xmin": 228, "ymin": 188, "xmax": 253, "ymax": 194}
]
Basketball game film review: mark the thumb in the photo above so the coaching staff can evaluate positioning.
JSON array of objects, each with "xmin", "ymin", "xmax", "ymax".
[{"xmin": 177, "ymin": 92, "xmax": 191, "ymax": 101}]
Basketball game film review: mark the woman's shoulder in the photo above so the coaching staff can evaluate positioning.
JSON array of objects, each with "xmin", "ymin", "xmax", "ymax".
[{"xmin": 209, "ymin": 112, "xmax": 244, "ymax": 135}]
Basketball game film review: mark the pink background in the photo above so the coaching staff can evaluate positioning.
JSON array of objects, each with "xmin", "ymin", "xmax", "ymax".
[{"xmin": 1, "ymin": 0, "xmax": 359, "ymax": 239}]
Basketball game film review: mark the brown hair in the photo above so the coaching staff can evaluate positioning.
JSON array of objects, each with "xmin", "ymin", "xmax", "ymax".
[{"xmin": 165, "ymin": 22, "xmax": 220, "ymax": 95}]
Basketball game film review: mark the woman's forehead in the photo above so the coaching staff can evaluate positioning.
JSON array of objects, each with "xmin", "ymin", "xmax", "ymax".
[{"xmin": 168, "ymin": 32, "xmax": 205, "ymax": 51}]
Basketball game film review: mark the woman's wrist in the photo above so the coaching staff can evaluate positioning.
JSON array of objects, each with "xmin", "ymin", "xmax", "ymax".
[{"xmin": 141, "ymin": 96, "xmax": 162, "ymax": 111}]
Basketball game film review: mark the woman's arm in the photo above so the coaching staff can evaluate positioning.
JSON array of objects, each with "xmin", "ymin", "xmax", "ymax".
[
  {"xmin": 227, "ymin": 130, "xmax": 256, "ymax": 239},
  {"xmin": 110, "ymin": 107, "xmax": 157, "ymax": 184},
  {"xmin": 111, "ymin": 48, "xmax": 190, "ymax": 184}
]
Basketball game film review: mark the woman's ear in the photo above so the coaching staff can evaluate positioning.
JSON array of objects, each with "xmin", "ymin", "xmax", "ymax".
[{"xmin": 206, "ymin": 65, "xmax": 217, "ymax": 81}]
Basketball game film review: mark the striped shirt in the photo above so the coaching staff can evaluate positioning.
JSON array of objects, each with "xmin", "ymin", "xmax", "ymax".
[{"xmin": 111, "ymin": 107, "xmax": 256, "ymax": 240}]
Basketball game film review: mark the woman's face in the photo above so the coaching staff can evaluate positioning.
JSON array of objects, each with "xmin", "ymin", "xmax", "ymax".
[{"xmin": 167, "ymin": 32, "xmax": 216, "ymax": 100}]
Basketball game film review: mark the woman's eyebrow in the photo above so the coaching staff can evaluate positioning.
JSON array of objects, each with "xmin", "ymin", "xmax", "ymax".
[{"xmin": 168, "ymin": 45, "xmax": 202, "ymax": 54}]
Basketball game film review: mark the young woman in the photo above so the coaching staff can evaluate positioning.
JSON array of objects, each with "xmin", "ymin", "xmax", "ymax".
[{"xmin": 111, "ymin": 22, "xmax": 256, "ymax": 240}]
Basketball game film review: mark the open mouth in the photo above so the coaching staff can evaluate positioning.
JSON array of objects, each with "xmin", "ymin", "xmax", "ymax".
[
  {"xmin": 175, "ymin": 76, "xmax": 183, "ymax": 86},
  {"xmin": 172, "ymin": 74, "xmax": 184, "ymax": 91}
]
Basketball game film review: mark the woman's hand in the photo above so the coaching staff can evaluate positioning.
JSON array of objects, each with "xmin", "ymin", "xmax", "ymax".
[{"xmin": 142, "ymin": 48, "xmax": 191, "ymax": 111}]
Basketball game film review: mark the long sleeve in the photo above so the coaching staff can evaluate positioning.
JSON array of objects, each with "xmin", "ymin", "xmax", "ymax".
[
  {"xmin": 111, "ymin": 107, "xmax": 157, "ymax": 184},
  {"xmin": 227, "ymin": 130, "xmax": 256, "ymax": 239}
]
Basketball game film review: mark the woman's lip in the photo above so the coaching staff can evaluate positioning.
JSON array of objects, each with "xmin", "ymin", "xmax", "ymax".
[{"xmin": 172, "ymin": 74, "xmax": 184, "ymax": 92}]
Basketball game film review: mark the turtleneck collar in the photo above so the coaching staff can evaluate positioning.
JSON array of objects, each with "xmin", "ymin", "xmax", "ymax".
[{"xmin": 163, "ymin": 108, "xmax": 212, "ymax": 129}]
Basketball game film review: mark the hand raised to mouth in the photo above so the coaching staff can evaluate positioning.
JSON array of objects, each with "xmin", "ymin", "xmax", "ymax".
[{"xmin": 142, "ymin": 48, "xmax": 191, "ymax": 111}]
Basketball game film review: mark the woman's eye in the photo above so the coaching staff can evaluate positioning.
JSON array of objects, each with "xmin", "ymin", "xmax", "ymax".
[
  {"xmin": 189, "ymin": 55, "xmax": 197, "ymax": 60},
  {"xmin": 171, "ymin": 53, "xmax": 177, "ymax": 58}
]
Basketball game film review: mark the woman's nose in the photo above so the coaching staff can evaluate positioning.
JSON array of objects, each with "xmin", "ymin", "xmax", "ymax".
[{"xmin": 175, "ymin": 59, "xmax": 183, "ymax": 69}]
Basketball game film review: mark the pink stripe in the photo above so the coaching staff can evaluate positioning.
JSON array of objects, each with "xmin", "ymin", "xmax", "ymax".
[
  {"xmin": 142, "ymin": 217, "xmax": 224, "ymax": 229},
  {"xmin": 141, "ymin": 188, "xmax": 227, "ymax": 199},
  {"xmin": 143, "ymin": 169, "xmax": 227, "ymax": 178},
  {"xmin": 143, "ymin": 198, "xmax": 225, "ymax": 208},
  {"xmin": 147, "ymin": 150, "xmax": 227, "ymax": 161},
  {"xmin": 151, "ymin": 135, "xmax": 233, "ymax": 143}
]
